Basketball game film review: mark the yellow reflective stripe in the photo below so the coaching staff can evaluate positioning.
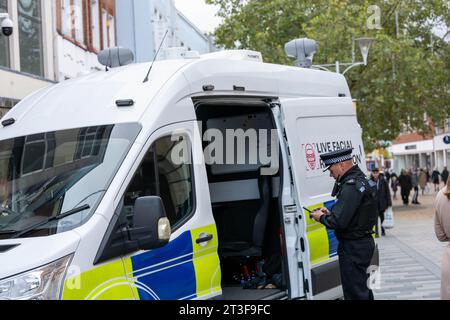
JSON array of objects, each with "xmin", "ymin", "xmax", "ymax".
[
  {"xmin": 62, "ymin": 259, "xmax": 135, "ymax": 300},
  {"xmin": 190, "ymin": 224, "xmax": 221, "ymax": 298},
  {"xmin": 305, "ymin": 204, "xmax": 330, "ymax": 266}
]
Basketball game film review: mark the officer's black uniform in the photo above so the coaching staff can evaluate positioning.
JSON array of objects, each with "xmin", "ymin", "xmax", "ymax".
[{"xmin": 318, "ymin": 150, "xmax": 378, "ymax": 300}]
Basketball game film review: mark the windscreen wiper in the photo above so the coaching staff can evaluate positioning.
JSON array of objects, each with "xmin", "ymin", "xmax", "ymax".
[
  {"xmin": 11, "ymin": 204, "xmax": 90, "ymax": 239},
  {"xmin": 0, "ymin": 229, "xmax": 19, "ymax": 236}
]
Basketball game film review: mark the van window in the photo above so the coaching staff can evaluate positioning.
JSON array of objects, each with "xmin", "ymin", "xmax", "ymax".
[
  {"xmin": 123, "ymin": 135, "xmax": 194, "ymax": 230},
  {"xmin": 0, "ymin": 123, "xmax": 141, "ymax": 239}
]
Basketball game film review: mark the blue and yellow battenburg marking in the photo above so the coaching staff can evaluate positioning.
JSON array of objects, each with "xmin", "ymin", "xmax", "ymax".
[
  {"xmin": 305, "ymin": 200, "xmax": 338, "ymax": 266},
  {"xmin": 62, "ymin": 224, "xmax": 221, "ymax": 300}
]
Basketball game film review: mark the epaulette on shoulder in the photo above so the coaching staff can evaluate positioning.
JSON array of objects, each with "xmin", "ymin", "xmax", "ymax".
[
  {"xmin": 344, "ymin": 179, "xmax": 356, "ymax": 185},
  {"xmin": 368, "ymin": 180, "xmax": 377, "ymax": 188}
]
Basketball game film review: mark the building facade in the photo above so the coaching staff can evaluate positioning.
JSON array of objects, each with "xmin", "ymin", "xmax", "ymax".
[
  {"xmin": 55, "ymin": 0, "xmax": 116, "ymax": 80},
  {"xmin": 0, "ymin": 0, "xmax": 55, "ymax": 118},
  {"xmin": 434, "ymin": 117, "xmax": 450, "ymax": 170},
  {"xmin": 389, "ymin": 133, "xmax": 434, "ymax": 172},
  {"xmin": 389, "ymin": 118, "xmax": 450, "ymax": 173},
  {"xmin": 0, "ymin": 0, "xmax": 117, "ymax": 119},
  {"xmin": 116, "ymin": 0, "xmax": 214, "ymax": 63}
]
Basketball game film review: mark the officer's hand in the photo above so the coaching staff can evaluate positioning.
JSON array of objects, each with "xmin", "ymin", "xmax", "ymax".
[{"xmin": 310, "ymin": 208, "xmax": 328, "ymax": 222}]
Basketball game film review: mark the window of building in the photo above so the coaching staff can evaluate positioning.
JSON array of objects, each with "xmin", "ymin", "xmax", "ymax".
[
  {"xmin": 0, "ymin": 0, "xmax": 10, "ymax": 68},
  {"xmin": 60, "ymin": 0, "xmax": 85, "ymax": 45},
  {"xmin": 18, "ymin": 0, "xmax": 44, "ymax": 76},
  {"xmin": 60, "ymin": 0, "xmax": 72, "ymax": 37},
  {"xmin": 107, "ymin": 14, "xmax": 115, "ymax": 47},
  {"xmin": 58, "ymin": 0, "xmax": 115, "ymax": 52},
  {"xmin": 101, "ymin": 8, "xmax": 107, "ymax": 49},
  {"xmin": 90, "ymin": 0, "xmax": 100, "ymax": 50},
  {"xmin": 73, "ymin": 0, "xmax": 85, "ymax": 44},
  {"xmin": 123, "ymin": 135, "xmax": 195, "ymax": 230}
]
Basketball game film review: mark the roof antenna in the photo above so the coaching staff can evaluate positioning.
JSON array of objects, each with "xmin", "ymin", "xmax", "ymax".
[{"xmin": 143, "ymin": 30, "xmax": 169, "ymax": 83}]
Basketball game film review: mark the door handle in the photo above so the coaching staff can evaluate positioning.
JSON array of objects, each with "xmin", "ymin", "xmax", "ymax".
[{"xmin": 196, "ymin": 234, "xmax": 213, "ymax": 244}]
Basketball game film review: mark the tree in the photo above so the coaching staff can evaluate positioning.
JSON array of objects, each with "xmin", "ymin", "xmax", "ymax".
[{"xmin": 207, "ymin": 0, "xmax": 450, "ymax": 152}]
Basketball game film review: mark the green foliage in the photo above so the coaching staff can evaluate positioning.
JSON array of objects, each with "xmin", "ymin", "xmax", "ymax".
[{"xmin": 206, "ymin": 0, "xmax": 450, "ymax": 152}]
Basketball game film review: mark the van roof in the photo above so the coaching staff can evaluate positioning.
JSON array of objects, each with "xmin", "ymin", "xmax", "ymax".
[{"xmin": 0, "ymin": 51, "xmax": 351, "ymax": 139}]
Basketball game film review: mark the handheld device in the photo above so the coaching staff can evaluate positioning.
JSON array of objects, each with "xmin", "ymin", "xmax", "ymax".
[
  {"xmin": 303, "ymin": 207, "xmax": 315, "ymax": 219},
  {"xmin": 302, "ymin": 207, "xmax": 312, "ymax": 213}
]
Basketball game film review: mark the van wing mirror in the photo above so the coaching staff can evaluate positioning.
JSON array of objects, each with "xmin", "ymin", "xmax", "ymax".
[{"xmin": 130, "ymin": 196, "xmax": 171, "ymax": 251}]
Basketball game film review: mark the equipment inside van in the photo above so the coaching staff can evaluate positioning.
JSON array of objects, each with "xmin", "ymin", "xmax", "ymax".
[
  {"xmin": 0, "ymin": 41, "xmax": 378, "ymax": 300},
  {"xmin": 196, "ymin": 102, "xmax": 284, "ymax": 299}
]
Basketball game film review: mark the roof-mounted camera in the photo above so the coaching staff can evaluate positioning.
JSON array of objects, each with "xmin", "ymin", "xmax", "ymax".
[{"xmin": 285, "ymin": 38, "xmax": 317, "ymax": 68}]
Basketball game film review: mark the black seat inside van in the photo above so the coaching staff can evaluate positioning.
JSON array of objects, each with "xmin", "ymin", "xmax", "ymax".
[{"xmin": 216, "ymin": 168, "xmax": 271, "ymax": 257}]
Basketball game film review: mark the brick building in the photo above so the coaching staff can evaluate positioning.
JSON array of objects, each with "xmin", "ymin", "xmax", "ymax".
[
  {"xmin": 0, "ymin": 0, "xmax": 117, "ymax": 119},
  {"xmin": 55, "ymin": 0, "xmax": 116, "ymax": 79}
]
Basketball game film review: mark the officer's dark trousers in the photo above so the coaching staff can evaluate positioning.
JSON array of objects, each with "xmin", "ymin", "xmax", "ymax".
[{"xmin": 338, "ymin": 237, "xmax": 375, "ymax": 300}]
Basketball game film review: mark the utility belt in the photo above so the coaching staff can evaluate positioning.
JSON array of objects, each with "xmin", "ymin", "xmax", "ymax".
[{"xmin": 336, "ymin": 229, "xmax": 375, "ymax": 241}]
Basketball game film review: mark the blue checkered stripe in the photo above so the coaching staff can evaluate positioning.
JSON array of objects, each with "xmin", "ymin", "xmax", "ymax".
[{"xmin": 323, "ymin": 154, "xmax": 353, "ymax": 166}]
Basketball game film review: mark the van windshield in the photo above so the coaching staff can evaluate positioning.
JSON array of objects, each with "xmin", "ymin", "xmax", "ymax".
[{"xmin": 0, "ymin": 123, "xmax": 141, "ymax": 239}]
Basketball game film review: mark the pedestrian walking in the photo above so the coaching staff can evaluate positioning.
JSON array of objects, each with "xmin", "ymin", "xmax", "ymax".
[
  {"xmin": 391, "ymin": 175, "xmax": 399, "ymax": 200},
  {"xmin": 442, "ymin": 167, "xmax": 449, "ymax": 185},
  {"xmin": 425, "ymin": 168, "xmax": 431, "ymax": 193},
  {"xmin": 419, "ymin": 168, "xmax": 428, "ymax": 195},
  {"xmin": 399, "ymin": 169, "xmax": 412, "ymax": 205},
  {"xmin": 370, "ymin": 168, "xmax": 392, "ymax": 236},
  {"xmin": 434, "ymin": 177, "xmax": 450, "ymax": 300},
  {"xmin": 432, "ymin": 169, "xmax": 441, "ymax": 192},
  {"xmin": 384, "ymin": 168, "xmax": 391, "ymax": 184},
  {"xmin": 310, "ymin": 148, "xmax": 378, "ymax": 300},
  {"xmin": 411, "ymin": 169, "xmax": 420, "ymax": 204}
]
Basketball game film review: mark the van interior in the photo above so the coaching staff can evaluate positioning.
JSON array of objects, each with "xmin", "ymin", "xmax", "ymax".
[{"xmin": 195, "ymin": 99, "xmax": 287, "ymax": 300}]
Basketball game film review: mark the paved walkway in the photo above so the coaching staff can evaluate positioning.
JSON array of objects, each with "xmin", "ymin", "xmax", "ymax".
[{"xmin": 373, "ymin": 186, "xmax": 447, "ymax": 300}]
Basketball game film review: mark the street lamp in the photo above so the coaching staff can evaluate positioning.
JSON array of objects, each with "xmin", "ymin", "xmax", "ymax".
[{"xmin": 312, "ymin": 37, "xmax": 374, "ymax": 74}]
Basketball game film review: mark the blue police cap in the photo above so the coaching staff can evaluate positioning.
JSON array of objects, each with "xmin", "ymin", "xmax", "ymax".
[{"xmin": 320, "ymin": 148, "xmax": 354, "ymax": 171}]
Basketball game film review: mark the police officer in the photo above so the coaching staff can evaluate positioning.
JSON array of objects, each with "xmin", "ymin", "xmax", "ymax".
[{"xmin": 310, "ymin": 148, "xmax": 378, "ymax": 300}]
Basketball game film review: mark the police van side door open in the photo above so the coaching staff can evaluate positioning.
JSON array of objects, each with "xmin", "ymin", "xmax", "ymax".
[{"xmin": 278, "ymin": 97, "xmax": 367, "ymax": 300}]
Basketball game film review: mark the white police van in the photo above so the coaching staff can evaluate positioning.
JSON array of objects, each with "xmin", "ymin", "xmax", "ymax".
[{"xmin": 0, "ymin": 42, "xmax": 378, "ymax": 300}]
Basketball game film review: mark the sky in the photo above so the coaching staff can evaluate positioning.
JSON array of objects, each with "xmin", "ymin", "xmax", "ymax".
[{"xmin": 174, "ymin": 0, "xmax": 222, "ymax": 34}]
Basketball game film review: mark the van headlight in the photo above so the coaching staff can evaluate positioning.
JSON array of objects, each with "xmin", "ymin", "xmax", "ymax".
[{"xmin": 0, "ymin": 255, "xmax": 72, "ymax": 300}]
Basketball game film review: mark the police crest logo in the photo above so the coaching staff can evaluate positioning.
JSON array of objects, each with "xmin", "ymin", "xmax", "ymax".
[{"xmin": 305, "ymin": 144, "xmax": 316, "ymax": 170}]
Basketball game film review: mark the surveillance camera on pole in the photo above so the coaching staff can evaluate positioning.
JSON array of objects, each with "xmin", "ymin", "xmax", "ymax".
[
  {"xmin": 0, "ymin": 13, "xmax": 13, "ymax": 37},
  {"xmin": 285, "ymin": 38, "xmax": 317, "ymax": 68}
]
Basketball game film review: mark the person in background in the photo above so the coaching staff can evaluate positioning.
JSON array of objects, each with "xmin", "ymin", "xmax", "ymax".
[
  {"xmin": 411, "ymin": 169, "xmax": 420, "ymax": 205},
  {"xmin": 399, "ymin": 169, "xmax": 412, "ymax": 205},
  {"xmin": 370, "ymin": 168, "xmax": 392, "ymax": 236},
  {"xmin": 390, "ymin": 170, "xmax": 398, "ymax": 184},
  {"xmin": 419, "ymin": 168, "xmax": 428, "ymax": 196},
  {"xmin": 442, "ymin": 167, "xmax": 449, "ymax": 186},
  {"xmin": 433, "ymin": 168, "xmax": 441, "ymax": 192},
  {"xmin": 391, "ymin": 174, "xmax": 399, "ymax": 200},
  {"xmin": 434, "ymin": 176, "xmax": 450, "ymax": 300},
  {"xmin": 384, "ymin": 168, "xmax": 391, "ymax": 185},
  {"xmin": 426, "ymin": 168, "xmax": 431, "ymax": 193}
]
